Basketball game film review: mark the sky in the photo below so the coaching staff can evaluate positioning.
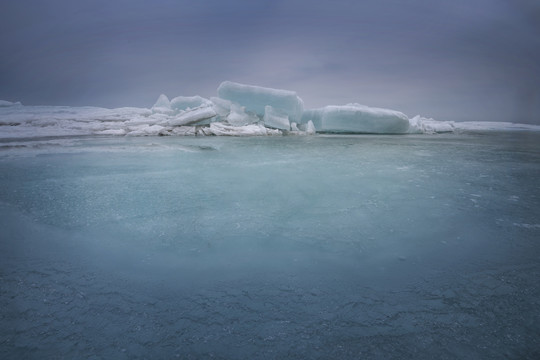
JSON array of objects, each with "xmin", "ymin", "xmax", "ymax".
[{"xmin": 1, "ymin": 0, "xmax": 539, "ymax": 123}]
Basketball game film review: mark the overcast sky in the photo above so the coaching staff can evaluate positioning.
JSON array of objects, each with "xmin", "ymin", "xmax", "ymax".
[{"xmin": 1, "ymin": 0, "xmax": 539, "ymax": 123}]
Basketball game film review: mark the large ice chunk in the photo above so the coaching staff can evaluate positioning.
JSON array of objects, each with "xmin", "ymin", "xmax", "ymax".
[
  {"xmin": 303, "ymin": 120, "xmax": 316, "ymax": 135},
  {"xmin": 168, "ymin": 107, "xmax": 217, "ymax": 126},
  {"xmin": 170, "ymin": 95, "xmax": 211, "ymax": 111},
  {"xmin": 210, "ymin": 97, "xmax": 232, "ymax": 118},
  {"xmin": 217, "ymin": 81, "xmax": 304, "ymax": 123},
  {"xmin": 264, "ymin": 106, "xmax": 290, "ymax": 130},
  {"xmin": 301, "ymin": 109, "xmax": 323, "ymax": 130},
  {"xmin": 226, "ymin": 104, "xmax": 259, "ymax": 126},
  {"xmin": 151, "ymin": 94, "xmax": 174, "ymax": 115},
  {"xmin": 302, "ymin": 104, "xmax": 410, "ymax": 134}
]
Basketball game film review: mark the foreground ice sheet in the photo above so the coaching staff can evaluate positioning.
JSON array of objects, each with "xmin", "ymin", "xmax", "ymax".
[
  {"xmin": 1, "ymin": 134, "xmax": 539, "ymax": 358},
  {"xmin": 2, "ymin": 81, "xmax": 540, "ymax": 139}
]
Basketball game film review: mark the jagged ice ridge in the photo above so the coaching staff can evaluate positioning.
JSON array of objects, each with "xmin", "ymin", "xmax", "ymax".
[{"xmin": 1, "ymin": 81, "xmax": 539, "ymax": 139}]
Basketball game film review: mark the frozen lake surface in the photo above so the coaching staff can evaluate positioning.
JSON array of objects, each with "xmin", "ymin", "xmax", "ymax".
[{"xmin": 1, "ymin": 133, "xmax": 539, "ymax": 358}]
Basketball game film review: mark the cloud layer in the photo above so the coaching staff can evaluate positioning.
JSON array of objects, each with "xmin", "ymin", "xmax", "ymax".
[{"xmin": 1, "ymin": 0, "xmax": 539, "ymax": 123}]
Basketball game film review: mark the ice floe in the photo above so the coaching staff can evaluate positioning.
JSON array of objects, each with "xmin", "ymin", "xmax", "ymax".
[{"xmin": 301, "ymin": 104, "xmax": 410, "ymax": 134}]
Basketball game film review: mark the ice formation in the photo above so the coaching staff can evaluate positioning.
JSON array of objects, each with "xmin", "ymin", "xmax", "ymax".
[
  {"xmin": 226, "ymin": 104, "xmax": 259, "ymax": 127},
  {"xmin": 264, "ymin": 106, "xmax": 290, "ymax": 131},
  {"xmin": 217, "ymin": 81, "xmax": 304, "ymax": 124},
  {"xmin": 0, "ymin": 100, "xmax": 22, "ymax": 107},
  {"xmin": 407, "ymin": 115, "xmax": 455, "ymax": 134},
  {"xmin": 301, "ymin": 104, "xmax": 409, "ymax": 134},
  {"xmin": 2, "ymin": 81, "xmax": 540, "ymax": 140},
  {"xmin": 167, "ymin": 107, "xmax": 216, "ymax": 127},
  {"xmin": 151, "ymin": 94, "xmax": 173, "ymax": 115},
  {"xmin": 170, "ymin": 95, "xmax": 211, "ymax": 111}
]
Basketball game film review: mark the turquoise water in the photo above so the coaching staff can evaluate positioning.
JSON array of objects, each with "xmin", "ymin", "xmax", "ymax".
[{"xmin": 1, "ymin": 133, "xmax": 539, "ymax": 358}]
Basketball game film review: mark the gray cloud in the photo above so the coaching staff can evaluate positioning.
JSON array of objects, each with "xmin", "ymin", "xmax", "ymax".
[{"xmin": 1, "ymin": 0, "xmax": 538, "ymax": 123}]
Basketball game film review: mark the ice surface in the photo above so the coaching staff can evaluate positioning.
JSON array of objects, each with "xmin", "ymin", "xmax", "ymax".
[
  {"xmin": 217, "ymin": 81, "xmax": 304, "ymax": 123},
  {"xmin": 263, "ymin": 105, "xmax": 290, "ymax": 130},
  {"xmin": 302, "ymin": 104, "xmax": 410, "ymax": 134},
  {"xmin": 1, "ymin": 134, "xmax": 540, "ymax": 358}
]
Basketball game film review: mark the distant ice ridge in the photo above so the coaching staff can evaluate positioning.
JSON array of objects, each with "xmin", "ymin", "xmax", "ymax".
[
  {"xmin": 2, "ymin": 82, "xmax": 540, "ymax": 139},
  {"xmin": 406, "ymin": 116, "xmax": 540, "ymax": 134},
  {"xmin": 407, "ymin": 115, "xmax": 455, "ymax": 134},
  {"xmin": 0, "ymin": 100, "xmax": 22, "ymax": 107}
]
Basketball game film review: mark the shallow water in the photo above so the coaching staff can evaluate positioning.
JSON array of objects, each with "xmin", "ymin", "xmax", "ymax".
[{"xmin": 1, "ymin": 133, "xmax": 539, "ymax": 359}]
